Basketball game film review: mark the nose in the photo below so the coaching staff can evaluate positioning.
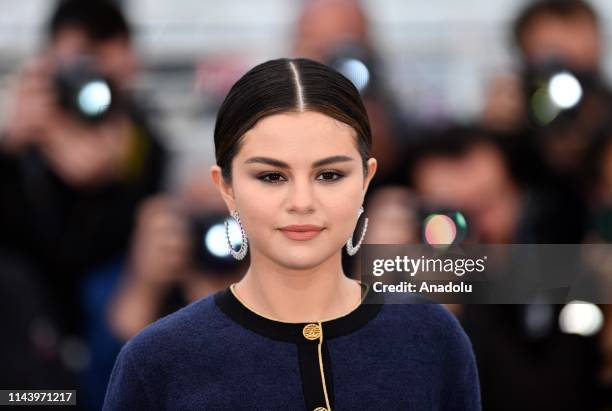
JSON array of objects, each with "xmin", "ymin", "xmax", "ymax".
[{"xmin": 287, "ymin": 176, "xmax": 315, "ymax": 214}]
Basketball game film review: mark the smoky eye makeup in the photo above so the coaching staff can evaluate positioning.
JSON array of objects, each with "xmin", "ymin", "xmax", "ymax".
[
  {"xmin": 316, "ymin": 170, "xmax": 347, "ymax": 182},
  {"xmin": 253, "ymin": 169, "xmax": 349, "ymax": 184},
  {"xmin": 255, "ymin": 172, "xmax": 287, "ymax": 183}
]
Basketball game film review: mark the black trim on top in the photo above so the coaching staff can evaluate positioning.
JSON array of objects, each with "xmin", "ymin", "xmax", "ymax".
[{"xmin": 214, "ymin": 282, "xmax": 382, "ymax": 343}]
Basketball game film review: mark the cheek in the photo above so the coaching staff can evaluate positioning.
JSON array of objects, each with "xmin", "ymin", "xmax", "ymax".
[
  {"xmin": 233, "ymin": 181, "xmax": 281, "ymax": 244},
  {"xmin": 322, "ymin": 181, "xmax": 364, "ymax": 228}
]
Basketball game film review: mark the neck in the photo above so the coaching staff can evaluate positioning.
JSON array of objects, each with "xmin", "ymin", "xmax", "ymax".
[
  {"xmin": 232, "ymin": 250, "xmax": 362, "ymax": 323},
  {"xmin": 182, "ymin": 269, "xmax": 242, "ymax": 303}
]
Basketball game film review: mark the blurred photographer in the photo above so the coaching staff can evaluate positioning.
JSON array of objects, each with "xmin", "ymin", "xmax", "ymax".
[
  {"xmin": 406, "ymin": 124, "xmax": 606, "ymax": 410},
  {"xmin": 516, "ymin": 0, "xmax": 611, "ymax": 184},
  {"xmin": 107, "ymin": 171, "xmax": 245, "ymax": 342},
  {"xmin": 407, "ymin": 126, "xmax": 525, "ymax": 244},
  {"xmin": 481, "ymin": 0, "xmax": 611, "ymax": 245},
  {"xmin": 0, "ymin": 0, "xmax": 167, "ymax": 345},
  {"xmin": 292, "ymin": 0, "xmax": 416, "ymax": 189},
  {"xmin": 483, "ymin": 0, "xmax": 606, "ymax": 133}
]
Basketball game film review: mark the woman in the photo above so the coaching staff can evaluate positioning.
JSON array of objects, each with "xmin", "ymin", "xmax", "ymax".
[{"xmin": 103, "ymin": 58, "xmax": 480, "ymax": 410}]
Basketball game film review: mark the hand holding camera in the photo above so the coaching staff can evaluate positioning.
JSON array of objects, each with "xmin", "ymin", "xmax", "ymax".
[{"xmin": 2, "ymin": 54, "xmax": 131, "ymax": 188}]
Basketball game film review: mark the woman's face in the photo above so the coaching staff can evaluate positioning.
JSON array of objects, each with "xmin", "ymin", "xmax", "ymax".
[{"xmin": 212, "ymin": 111, "xmax": 377, "ymax": 270}]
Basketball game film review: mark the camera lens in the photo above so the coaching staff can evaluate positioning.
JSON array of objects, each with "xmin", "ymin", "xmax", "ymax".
[
  {"xmin": 190, "ymin": 213, "xmax": 244, "ymax": 274},
  {"xmin": 76, "ymin": 80, "xmax": 112, "ymax": 118},
  {"xmin": 55, "ymin": 56, "xmax": 117, "ymax": 123}
]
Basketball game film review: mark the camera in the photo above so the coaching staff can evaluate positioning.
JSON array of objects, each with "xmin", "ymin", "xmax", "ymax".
[
  {"xmin": 418, "ymin": 206, "xmax": 469, "ymax": 246},
  {"xmin": 54, "ymin": 56, "xmax": 119, "ymax": 123},
  {"xmin": 189, "ymin": 212, "xmax": 245, "ymax": 275},
  {"xmin": 324, "ymin": 42, "xmax": 377, "ymax": 96},
  {"xmin": 522, "ymin": 57, "xmax": 601, "ymax": 127}
]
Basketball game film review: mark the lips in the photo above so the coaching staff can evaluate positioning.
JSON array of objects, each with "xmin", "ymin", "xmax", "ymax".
[
  {"xmin": 280, "ymin": 225, "xmax": 323, "ymax": 232},
  {"xmin": 279, "ymin": 225, "xmax": 324, "ymax": 241}
]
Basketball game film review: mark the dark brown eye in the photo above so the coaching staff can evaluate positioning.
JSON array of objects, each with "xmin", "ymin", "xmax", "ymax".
[
  {"xmin": 258, "ymin": 173, "xmax": 286, "ymax": 183},
  {"xmin": 317, "ymin": 171, "xmax": 344, "ymax": 182}
]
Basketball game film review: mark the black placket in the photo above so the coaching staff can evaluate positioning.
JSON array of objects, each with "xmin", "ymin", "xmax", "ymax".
[
  {"xmin": 214, "ymin": 282, "xmax": 382, "ymax": 411},
  {"xmin": 297, "ymin": 337, "xmax": 334, "ymax": 410}
]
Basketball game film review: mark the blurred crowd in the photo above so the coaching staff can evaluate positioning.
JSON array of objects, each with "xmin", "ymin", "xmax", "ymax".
[{"xmin": 1, "ymin": 0, "xmax": 612, "ymax": 410}]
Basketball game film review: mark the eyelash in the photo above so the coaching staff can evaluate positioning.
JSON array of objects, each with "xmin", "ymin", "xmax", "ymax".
[{"xmin": 257, "ymin": 171, "xmax": 345, "ymax": 184}]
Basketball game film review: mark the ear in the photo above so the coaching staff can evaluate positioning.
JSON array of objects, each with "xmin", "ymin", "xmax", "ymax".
[
  {"xmin": 210, "ymin": 165, "xmax": 236, "ymax": 212},
  {"xmin": 361, "ymin": 157, "xmax": 378, "ymax": 201}
]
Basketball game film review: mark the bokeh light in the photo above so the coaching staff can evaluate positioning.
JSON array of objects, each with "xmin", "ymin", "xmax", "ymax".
[
  {"xmin": 530, "ymin": 86, "xmax": 560, "ymax": 125},
  {"xmin": 337, "ymin": 58, "xmax": 370, "ymax": 93},
  {"xmin": 548, "ymin": 72, "xmax": 582, "ymax": 109},
  {"xmin": 559, "ymin": 301, "xmax": 603, "ymax": 337},
  {"xmin": 77, "ymin": 80, "xmax": 112, "ymax": 117},
  {"xmin": 205, "ymin": 222, "xmax": 232, "ymax": 257},
  {"xmin": 424, "ymin": 213, "xmax": 457, "ymax": 245}
]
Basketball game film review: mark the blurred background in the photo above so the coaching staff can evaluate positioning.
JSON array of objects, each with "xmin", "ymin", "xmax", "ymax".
[{"xmin": 1, "ymin": 0, "xmax": 612, "ymax": 410}]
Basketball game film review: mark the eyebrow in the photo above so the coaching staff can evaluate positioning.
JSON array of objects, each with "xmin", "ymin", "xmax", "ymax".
[{"xmin": 244, "ymin": 155, "xmax": 355, "ymax": 168}]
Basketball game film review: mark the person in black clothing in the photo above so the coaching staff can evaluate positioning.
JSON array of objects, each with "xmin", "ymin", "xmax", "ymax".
[
  {"xmin": 0, "ymin": 0, "xmax": 167, "ymax": 376},
  {"xmin": 406, "ymin": 125, "xmax": 606, "ymax": 410}
]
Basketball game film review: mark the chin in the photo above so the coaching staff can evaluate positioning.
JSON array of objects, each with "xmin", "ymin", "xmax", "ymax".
[{"xmin": 274, "ymin": 247, "xmax": 335, "ymax": 270}]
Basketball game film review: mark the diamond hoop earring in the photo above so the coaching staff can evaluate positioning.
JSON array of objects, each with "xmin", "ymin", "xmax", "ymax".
[
  {"xmin": 225, "ymin": 210, "xmax": 249, "ymax": 260},
  {"xmin": 346, "ymin": 206, "xmax": 368, "ymax": 256}
]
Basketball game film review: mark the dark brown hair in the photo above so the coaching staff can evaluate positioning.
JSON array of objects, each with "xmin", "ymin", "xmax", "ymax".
[
  {"xmin": 214, "ymin": 58, "xmax": 372, "ymax": 182},
  {"xmin": 513, "ymin": 0, "xmax": 599, "ymax": 52},
  {"xmin": 48, "ymin": 0, "xmax": 131, "ymax": 43}
]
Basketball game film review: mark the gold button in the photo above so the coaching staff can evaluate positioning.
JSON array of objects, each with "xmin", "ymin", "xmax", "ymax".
[
  {"xmin": 303, "ymin": 323, "xmax": 321, "ymax": 340},
  {"xmin": 313, "ymin": 408, "xmax": 328, "ymax": 411}
]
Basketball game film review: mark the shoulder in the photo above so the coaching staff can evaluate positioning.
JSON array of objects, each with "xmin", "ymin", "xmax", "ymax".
[
  {"xmin": 104, "ymin": 293, "xmax": 231, "ymax": 409},
  {"xmin": 378, "ymin": 301, "xmax": 474, "ymax": 363},
  {"xmin": 120, "ymin": 292, "xmax": 225, "ymax": 363},
  {"xmin": 377, "ymin": 302, "xmax": 481, "ymax": 408}
]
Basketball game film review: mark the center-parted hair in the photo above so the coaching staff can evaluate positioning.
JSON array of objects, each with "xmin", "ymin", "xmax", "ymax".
[{"xmin": 214, "ymin": 58, "xmax": 372, "ymax": 182}]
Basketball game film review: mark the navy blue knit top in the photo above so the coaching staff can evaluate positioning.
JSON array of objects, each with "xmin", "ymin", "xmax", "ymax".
[{"xmin": 103, "ymin": 283, "xmax": 481, "ymax": 410}]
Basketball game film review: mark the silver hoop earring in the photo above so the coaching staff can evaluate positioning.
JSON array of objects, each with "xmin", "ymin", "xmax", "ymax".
[
  {"xmin": 346, "ymin": 206, "xmax": 368, "ymax": 256},
  {"xmin": 225, "ymin": 210, "xmax": 249, "ymax": 260}
]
